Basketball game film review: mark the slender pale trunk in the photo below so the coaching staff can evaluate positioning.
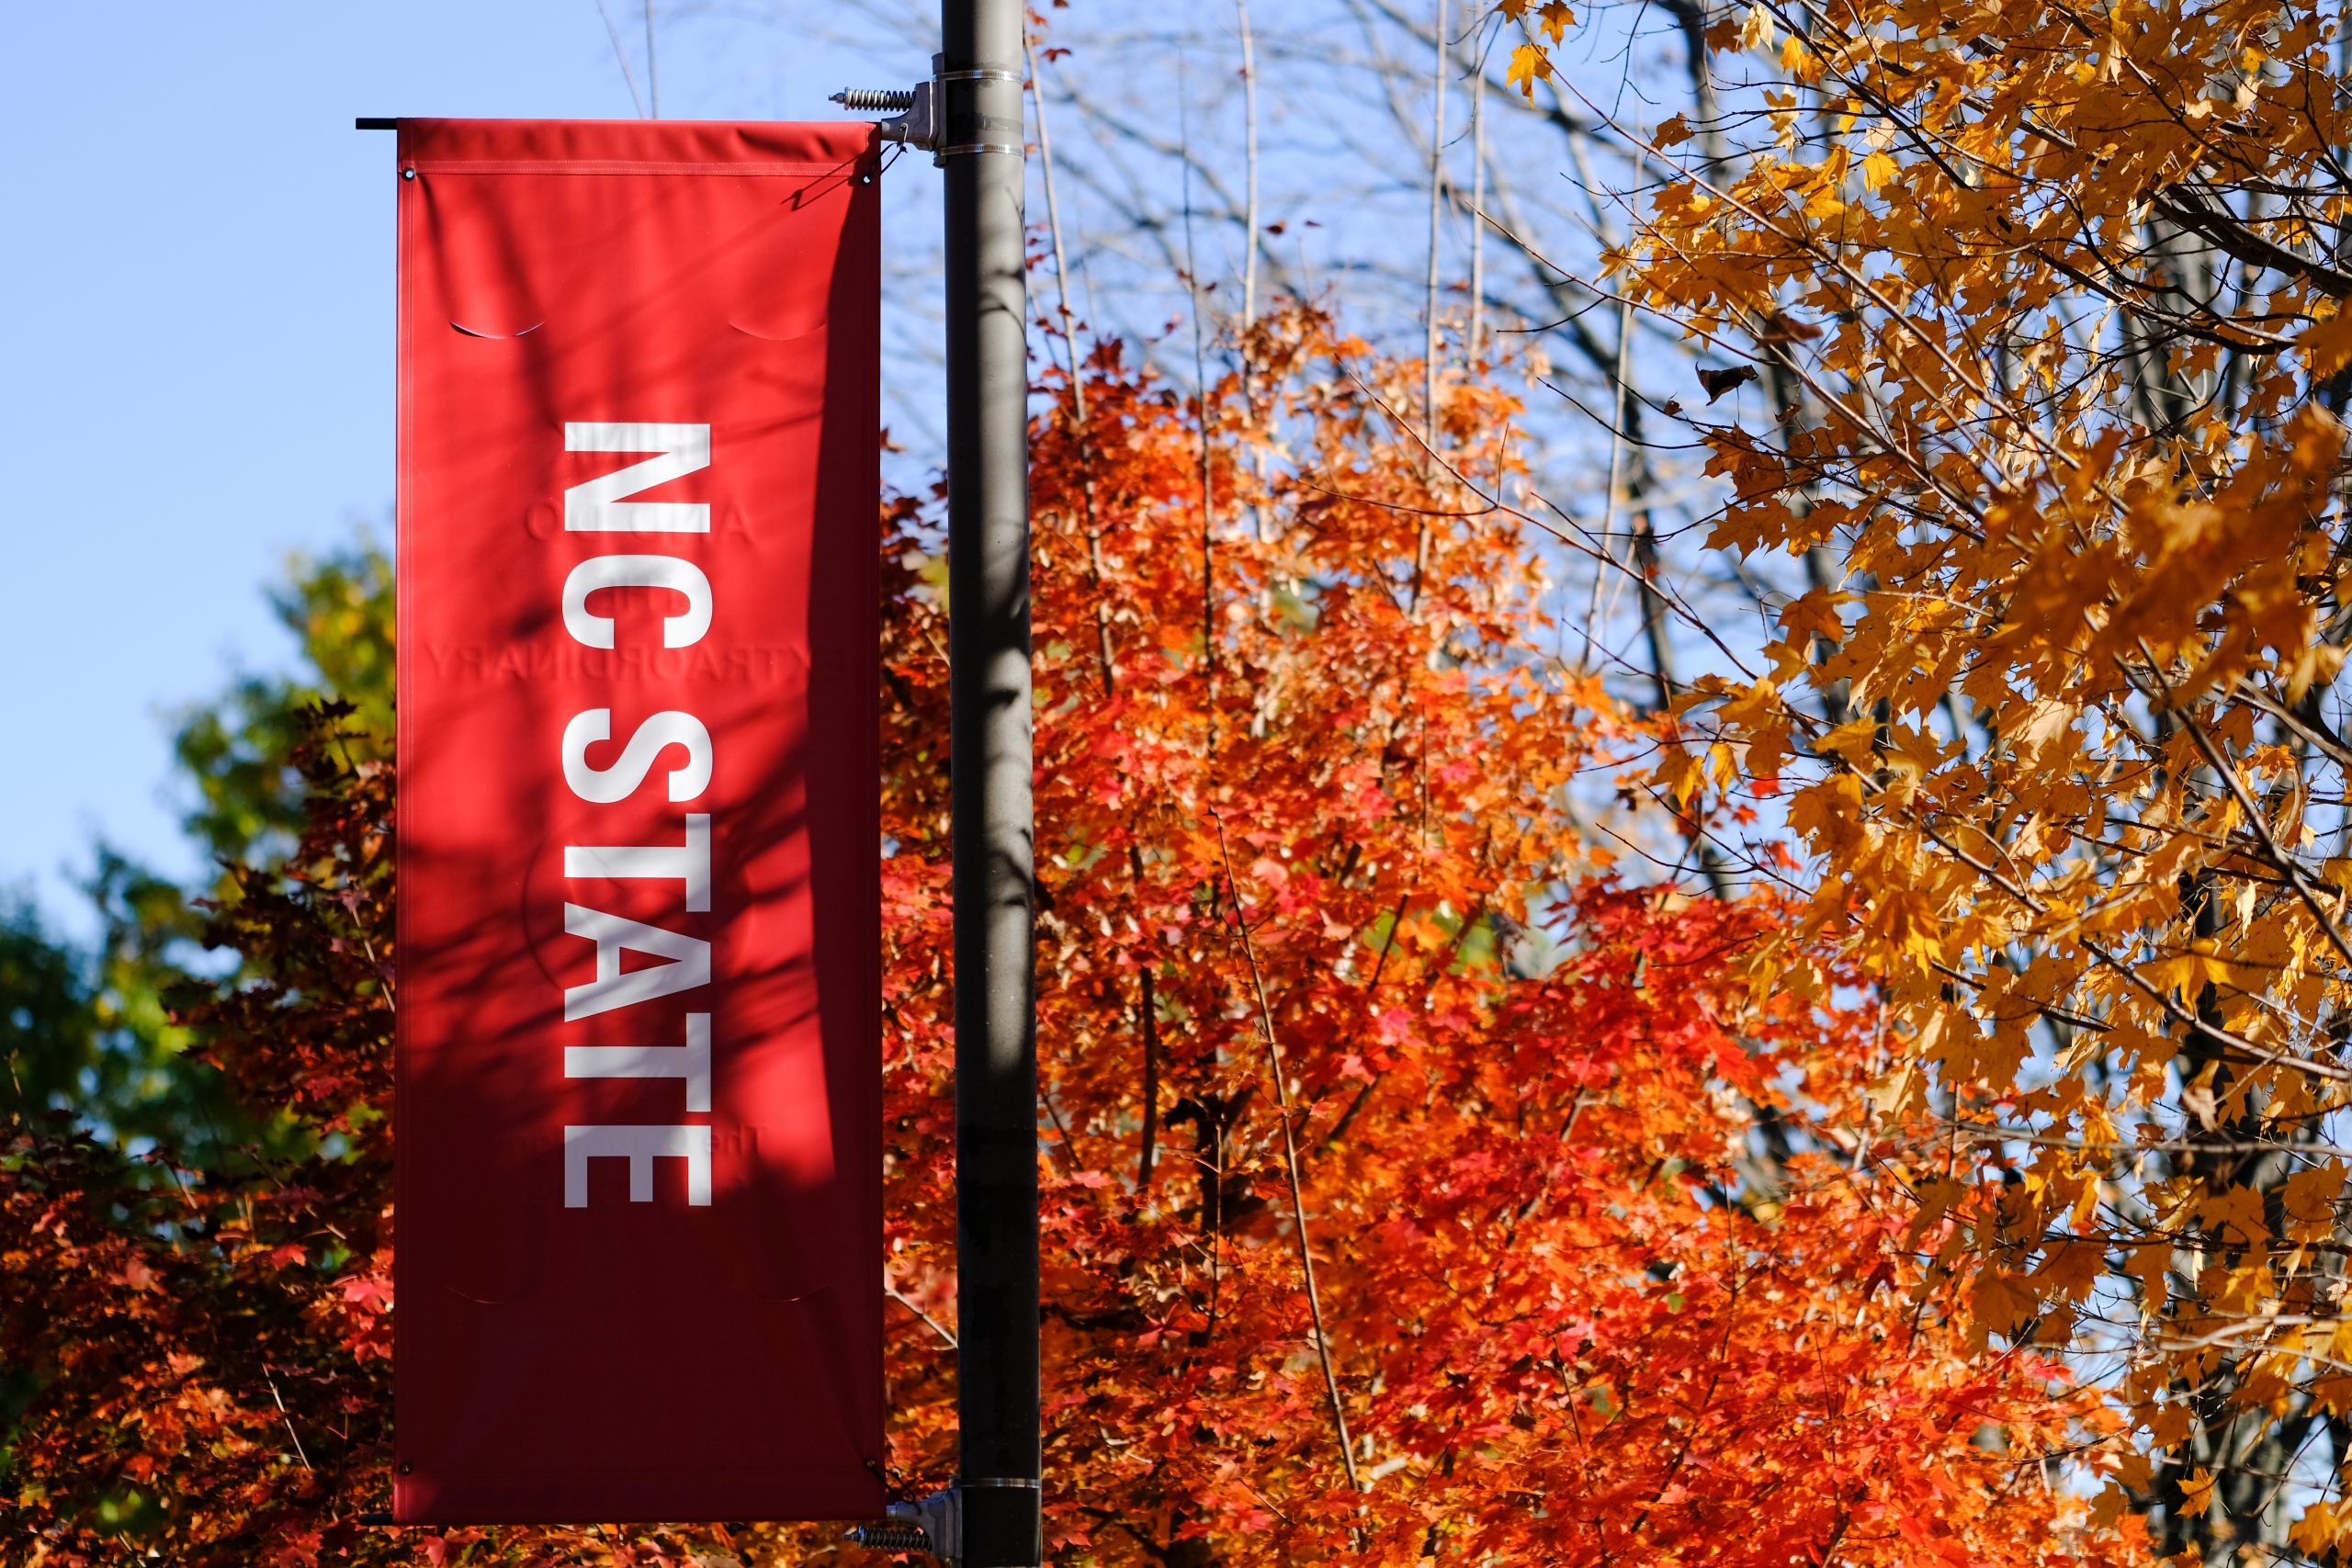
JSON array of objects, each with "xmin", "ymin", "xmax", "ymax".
[
  {"xmin": 1238, "ymin": 0, "xmax": 1260, "ymax": 333},
  {"xmin": 1024, "ymin": 30, "xmax": 1118, "ymax": 694},
  {"xmin": 1179, "ymin": 54, "xmax": 1217, "ymax": 732},
  {"xmin": 1410, "ymin": 0, "xmax": 1448, "ymax": 610},
  {"xmin": 1467, "ymin": 18, "xmax": 1485, "ymax": 360},
  {"xmin": 1422, "ymin": 0, "xmax": 1447, "ymax": 449}
]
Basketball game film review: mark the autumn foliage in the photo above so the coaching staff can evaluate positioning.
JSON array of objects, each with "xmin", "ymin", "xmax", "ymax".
[
  {"xmin": 0, "ymin": 310, "xmax": 2134, "ymax": 1564},
  {"xmin": 1504, "ymin": 0, "xmax": 2352, "ymax": 1556},
  {"xmin": 2, "ymin": 708, "xmax": 399, "ymax": 1562}
]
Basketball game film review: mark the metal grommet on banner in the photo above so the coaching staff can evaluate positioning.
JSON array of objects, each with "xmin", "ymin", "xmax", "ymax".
[{"xmin": 401, "ymin": 167, "xmax": 417, "ymax": 180}]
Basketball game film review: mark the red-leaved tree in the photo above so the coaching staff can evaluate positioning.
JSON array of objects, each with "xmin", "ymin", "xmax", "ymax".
[{"xmin": 0, "ymin": 311, "xmax": 2137, "ymax": 1566}]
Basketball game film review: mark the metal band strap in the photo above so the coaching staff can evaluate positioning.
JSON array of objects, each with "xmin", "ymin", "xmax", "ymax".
[
  {"xmin": 960, "ymin": 1477, "xmax": 1045, "ymax": 1489},
  {"xmin": 939, "ymin": 67, "xmax": 1021, "ymax": 83},
  {"xmin": 940, "ymin": 142, "xmax": 1024, "ymax": 157}
]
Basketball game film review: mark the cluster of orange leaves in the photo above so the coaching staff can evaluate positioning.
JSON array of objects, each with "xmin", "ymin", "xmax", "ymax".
[
  {"xmin": 869, "ymin": 310, "xmax": 2132, "ymax": 1564},
  {"xmin": 0, "ymin": 311, "xmax": 2134, "ymax": 1566}
]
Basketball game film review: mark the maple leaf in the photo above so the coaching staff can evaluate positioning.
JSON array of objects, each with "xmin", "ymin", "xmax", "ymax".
[
  {"xmin": 1505, "ymin": 42, "xmax": 1554, "ymax": 99},
  {"xmin": 1757, "ymin": 310, "xmax": 1825, "ymax": 344},
  {"xmin": 2200, "ymin": 1184, "xmax": 2270, "ymax": 1248},
  {"xmin": 2298, "ymin": 310, "xmax": 2352, "ymax": 381},
  {"xmin": 2282, "ymin": 1161, "xmax": 2346, "ymax": 1239},
  {"xmin": 1696, "ymin": 365, "xmax": 1758, "ymax": 402},
  {"xmin": 1778, "ymin": 588, "xmax": 1848, "ymax": 646},
  {"xmin": 337, "ymin": 1272, "xmax": 392, "ymax": 1313}
]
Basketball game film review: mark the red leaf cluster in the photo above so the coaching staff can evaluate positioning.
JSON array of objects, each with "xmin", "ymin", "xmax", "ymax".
[
  {"xmin": 0, "ymin": 312, "xmax": 2142, "ymax": 1567},
  {"xmin": 858, "ymin": 310, "xmax": 2142, "ymax": 1564}
]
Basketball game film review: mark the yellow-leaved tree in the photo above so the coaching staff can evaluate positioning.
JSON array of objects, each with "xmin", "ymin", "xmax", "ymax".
[{"xmin": 1505, "ymin": 0, "xmax": 2352, "ymax": 1559}]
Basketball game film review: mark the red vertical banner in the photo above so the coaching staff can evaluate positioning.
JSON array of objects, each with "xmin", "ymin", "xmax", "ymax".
[{"xmin": 393, "ymin": 119, "xmax": 884, "ymax": 1524}]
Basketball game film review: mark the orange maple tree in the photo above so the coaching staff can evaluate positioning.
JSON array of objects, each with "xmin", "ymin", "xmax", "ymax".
[{"xmin": 0, "ymin": 310, "xmax": 2133, "ymax": 1565}]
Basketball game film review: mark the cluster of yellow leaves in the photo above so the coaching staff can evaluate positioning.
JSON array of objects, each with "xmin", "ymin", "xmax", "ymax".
[
  {"xmin": 1515, "ymin": 0, "xmax": 2352, "ymax": 1552},
  {"xmin": 1501, "ymin": 0, "xmax": 1576, "ymax": 94}
]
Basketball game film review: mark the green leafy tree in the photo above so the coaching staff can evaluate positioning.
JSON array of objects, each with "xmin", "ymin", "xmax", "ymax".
[
  {"xmin": 0, "ymin": 533, "xmax": 397, "ymax": 1149},
  {"xmin": 0, "ymin": 892, "xmax": 95, "ymax": 1122},
  {"xmin": 172, "ymin": 531, "xmax": 393, "ymax": 871}
]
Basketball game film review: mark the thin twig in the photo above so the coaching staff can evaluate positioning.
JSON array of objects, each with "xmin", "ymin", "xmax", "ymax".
[
  {"xmin": 887, "ymin": 1280, "xmax": 959, "ymax": 1349},
  {"xmin": 264, "ymin": 1365, "xmax": 313, "ymax": 1472},
  {"xmin": 640, "ymin": 0, "xmax": 660, "ymax": 118},
  {"xmin": 592, "ymin": 0, "xmax": 648, "ymax": 118},
  {"xmin": 1422, "ymin": 0, "xmax": 1448, "ymax": 452},
  {"xmin": 1238, "ymin": 0, "xmax": 1261, "ymax": 332},
  {"xmin": 1180, "ymin": 53, "xmax": 1219, "ymax": 739},
  {"xmin": 1467, "ymin": 12, "xmax": 1490, "ymax": 359},
  {"xmin": 1214, "ymin": 815, "xmax": 1364, "ymax": 1492},
  {"xmin": 1582, "ymin": 295, "xmax": 1634, "ymax": 668},
  {"xmin": 1411, "ymin": 0, "xmax": 1450, "ymax": 604},
  {"xmin": 1139, "ymin": 965, "xmax": 1161, "ymax": 1188},
  {"xmin": 1027, "ymin": 28, "xmax": 1119, "ymax": 691},
  {"xmin": 1312, "ymin": 889, "xmax": 1415, "ymax": 1156}
]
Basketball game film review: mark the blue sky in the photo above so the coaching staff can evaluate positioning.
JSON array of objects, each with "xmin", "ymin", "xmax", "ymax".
[
  {"xmin": 0, "ymin": 3, "xmax": 925, "ymax": 938},
  {"xmin": 0, "ymin": 1, "xmax": 1667, "ymax": 941}
]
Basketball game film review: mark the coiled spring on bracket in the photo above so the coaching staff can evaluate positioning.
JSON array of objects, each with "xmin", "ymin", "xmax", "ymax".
[
  {"xmin": 845, "ymin": 1521, "xmax": 933, "ymax": 1552},
  {"xmin": 830, "ymin": 87, "xmax": 916, "ymax": 113}
]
